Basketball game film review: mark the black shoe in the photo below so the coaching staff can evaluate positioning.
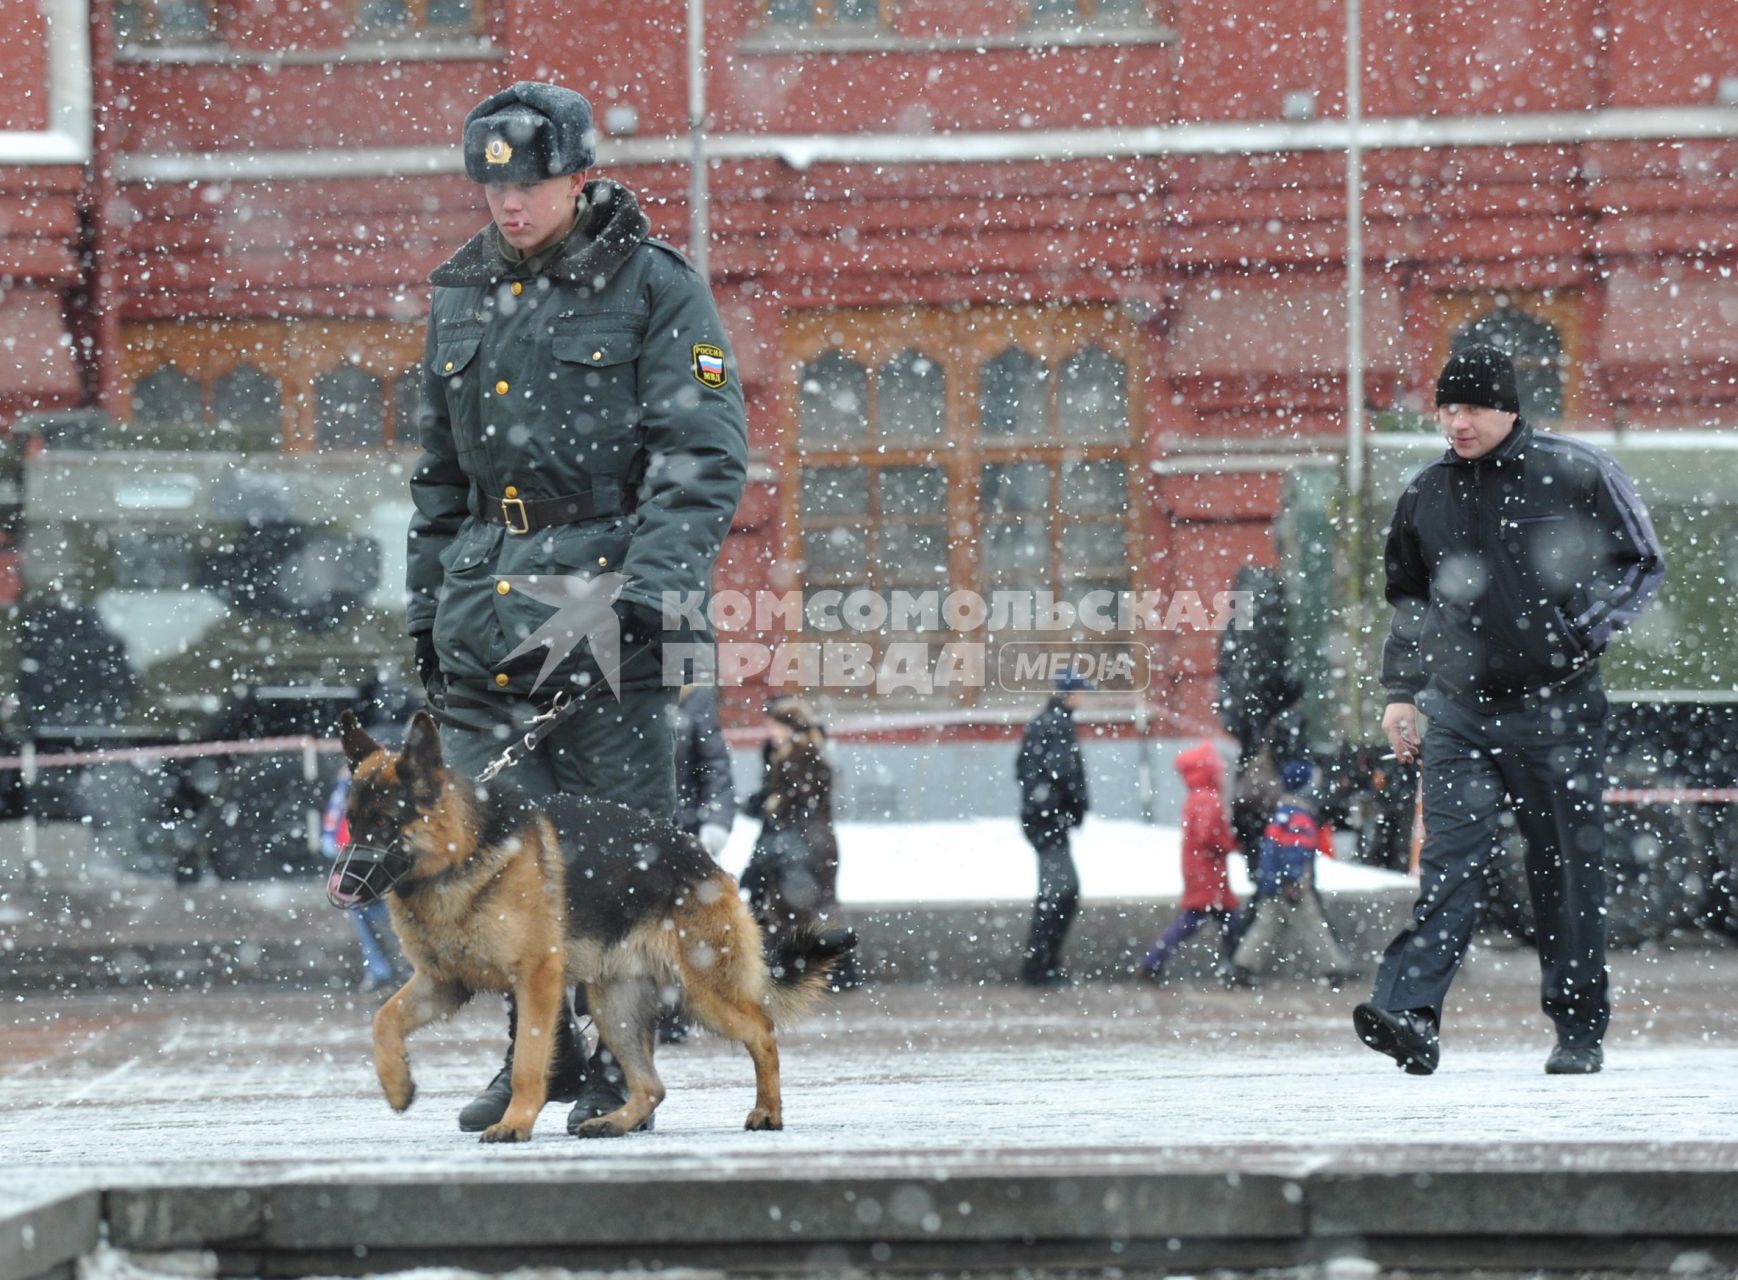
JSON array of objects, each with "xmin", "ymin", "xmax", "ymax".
[
  {"xmin": 457, "ymin": 1016, "xmax": 588, "ymax": 1133},
  {"xmin": 565, "ymin": 1047, "xmax": 654, "ymax": 1134},
  {"xmin": 1020, "ymin": 967, "xmax": 1073, "ymax": 988},
  {"xmin": 1353, "ymin": 1002, "xmax": 1440, "ymax": 1076},
  {"xmin": 1545, "ymin": 1041, "xmax": 1603, "ymax": 1075}
]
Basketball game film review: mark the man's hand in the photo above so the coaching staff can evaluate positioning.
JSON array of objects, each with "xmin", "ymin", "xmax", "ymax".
[
  {"xmin": 414, "ymin": 632, "xmax": 443, "ymax": 698},
  {"xmin": 616, "ymin": 599, "xmax": 663, "ymax": 652},
  {"xmin": 1382, "ymin": 701, "xmax": 1421, "ymax": 764}
]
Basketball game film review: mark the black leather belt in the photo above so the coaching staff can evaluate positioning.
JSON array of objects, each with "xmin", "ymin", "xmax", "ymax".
[{"xmin": 476, "ymin": 486, "xmax": 624, "ymax": 534}]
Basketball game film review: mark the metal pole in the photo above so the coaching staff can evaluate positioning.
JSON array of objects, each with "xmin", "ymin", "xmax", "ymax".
[
  {"xmin": 1346, "ymin": 0, "xmax": 1365, "ymax": 499},
  {"xmin": 687, "ymin": 0, "xmax": 710, "ymax": 277},
  {"xmin": 1343, "ymin": 0, "xmax": 1368, "ymax": 737},
  {"xmin": 20, "ymin": 740, "xmax": 37, "ymax": 876}
]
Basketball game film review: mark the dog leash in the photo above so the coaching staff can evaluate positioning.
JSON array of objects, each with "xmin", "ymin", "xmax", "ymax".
[{"xmin": 472, "ymin": 639, "xmax": 662, "ymax": 784}]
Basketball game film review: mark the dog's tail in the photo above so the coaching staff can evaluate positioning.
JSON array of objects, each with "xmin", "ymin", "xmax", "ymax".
[{"xmin": 763, "ymin": 926, "xmax": 857, "ymax": 1025}]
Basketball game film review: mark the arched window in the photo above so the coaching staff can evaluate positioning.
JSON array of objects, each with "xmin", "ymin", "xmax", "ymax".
[
  {"xmin": 798, "ymin": 350, "xmax": 870, "ymax": 447},
  {"xmin": 1057, "ymin": 345, "xmax": 1128, "ymax": 441},
  {"xmin": 980, "ymin": 347, "xmax": 1049, "ymax": 437},
  {"xmin": 1453, "ymin": 306, "xmax": 1565, "ymax": 422},
  {"xmin": 131, "ymin": 365, "xmax": 202, "ymax": 448},
  {"xmin": 314, "ymin": 364, "xmax": 384, "ymax": 450},
  {"xmin": 876, "ymin": 350, "xmax": 945, "ymax": 441},
  {"xmin": 211, "ymin": 364, "xmax": 282, "ymax": 452}
]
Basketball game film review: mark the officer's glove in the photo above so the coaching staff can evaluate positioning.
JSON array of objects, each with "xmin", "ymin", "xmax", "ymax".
[
  {"xmin": 698, "ymin": 822, "xmax": 731, "ymax": 857},
  {"xmin": 413, "ymin": 632, "xmax": 444, "ymax": 700},
  {"xmin": 568, "ymin": 600, "xmax": 665, "ymax": 694},
  {"xmin": 615, "ymin": 598, "xmax": 664, "ymax": 654}
]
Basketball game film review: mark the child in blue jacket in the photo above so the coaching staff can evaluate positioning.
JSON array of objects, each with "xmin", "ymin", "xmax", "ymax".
[{"xmin": 1230, "ymin": 758, "xmax": 1353, "ymax": 983}]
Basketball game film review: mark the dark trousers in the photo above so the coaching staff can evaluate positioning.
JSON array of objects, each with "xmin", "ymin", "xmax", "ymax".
[
  {"xmin": 1370, "ymin": 687, "xmax": 1610, "ymax": 1045},
  {"xmin": 436, "ymin": 682, "xmax": 677, "ymax": 818},
  {"xmin": 1022, "ymin": 835, "xmax": 1080, "ymax": 980}
]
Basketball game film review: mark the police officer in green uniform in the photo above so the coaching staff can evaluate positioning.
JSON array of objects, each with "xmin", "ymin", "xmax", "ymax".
[{"xmin": 406, "ymin": 82, "xmax": 747, "ymax": 1135}]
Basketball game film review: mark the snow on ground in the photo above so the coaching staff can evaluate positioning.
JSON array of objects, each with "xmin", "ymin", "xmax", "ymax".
[
  {"xmin": 718, "ymin": 819, "xmax": 1409, "ymax": 905},
  {"xmin": 1, "ymin": 950, "xmax": 1733, "ymax": 1186}
]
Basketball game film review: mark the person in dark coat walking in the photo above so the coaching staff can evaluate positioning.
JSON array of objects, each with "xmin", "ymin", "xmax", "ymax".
[
  {"xmin": 405, "ymin": 82, "xmax": 748, "ymax": 1135},
  {"xmin": 1016, "ymin": 671, "xmax": 1092, "ymax": 986},
  {"xmin": 658, "ymin": 683, "xmax": 736, "ymax": 1042},
  {"xmin": 741, "ymin": 697, "xmax": 841, "ymax": 945},
  {"xmin": 1354, "ymin": 344, "xmax": 1664, "ymax": 1078},
  {"xmin": 673, "ymin": 683, "xmax": 734, "ymax": 858}
]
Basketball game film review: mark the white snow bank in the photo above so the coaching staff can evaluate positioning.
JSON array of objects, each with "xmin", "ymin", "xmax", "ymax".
[{"xmin": 718, "ymin": 818, "xmax": 1412, "ymax": 906}]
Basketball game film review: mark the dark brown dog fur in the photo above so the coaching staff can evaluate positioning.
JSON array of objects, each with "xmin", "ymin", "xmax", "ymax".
[{"xmin": 337, "ymin": 710, "xmax": 852, "ymax": 1143}]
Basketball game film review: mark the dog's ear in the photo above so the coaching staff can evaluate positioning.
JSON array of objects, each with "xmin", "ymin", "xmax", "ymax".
[
  {"xmin": 338, "ymin": 711, "xmax": 382, "ymax": 771},
  {"xmin": 400, "ymin": 710, "xmax": 445, "ymax": 804}
]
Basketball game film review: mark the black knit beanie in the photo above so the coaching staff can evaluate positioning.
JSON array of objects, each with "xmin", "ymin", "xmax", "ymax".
[{"xmin": 1435, "ymin": 343, "xmax": 1521, "ymax": 415}]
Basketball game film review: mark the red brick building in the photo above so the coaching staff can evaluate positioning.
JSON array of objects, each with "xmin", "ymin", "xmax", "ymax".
[{"xmin": 4, "ymin": 0, "xmax": 1737, "ymax": 737}]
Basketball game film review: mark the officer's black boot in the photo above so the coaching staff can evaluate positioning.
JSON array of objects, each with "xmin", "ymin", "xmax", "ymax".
[
  {"xmin": 565, "ymin": 1043, "xmax": 655, "ymax": 1134},
  {"xmin": 457, "ymin": 998, "xmax": 588, "ymax": 1133}
]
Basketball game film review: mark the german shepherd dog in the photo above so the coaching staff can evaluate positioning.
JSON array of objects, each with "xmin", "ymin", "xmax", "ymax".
[{"xmin": 334, "ymin": 711, "xmax": 855, "ymax": 1143}]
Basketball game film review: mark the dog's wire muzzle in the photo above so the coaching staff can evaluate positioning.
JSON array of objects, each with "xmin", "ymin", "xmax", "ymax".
[{"xmin": 326, "ymin": 840, "xmax": 416, "ymax": 909}]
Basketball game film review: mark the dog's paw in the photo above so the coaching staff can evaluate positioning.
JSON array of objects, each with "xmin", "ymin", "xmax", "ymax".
[
  {"xmin": 384, "ymin": 1078, "xmax": 416, "ymax": 1113},
  {"xmin": 744, "ymin": 1107, "xmax": 782, "ymax": 1132},
  {"xmin": 574, "ymin": 1116, "xmax": 629, "ymax": 1139},
  {"xmin": 479, "ymin": 1122, "xmax": 532, "ymax": 1144}
]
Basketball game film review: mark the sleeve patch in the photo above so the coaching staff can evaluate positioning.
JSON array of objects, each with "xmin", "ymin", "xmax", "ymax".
[{"xmin": 692, "ymin": 343, "xmax": 728, "ymax": 388}]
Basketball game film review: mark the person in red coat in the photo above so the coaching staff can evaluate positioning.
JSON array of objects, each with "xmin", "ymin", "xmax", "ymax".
[{"xmin": 1136, "ymin": 741, "xmax": 1244, "ymax": 981}]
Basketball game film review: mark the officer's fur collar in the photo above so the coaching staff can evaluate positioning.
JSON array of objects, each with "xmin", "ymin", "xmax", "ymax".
[{"xmin": 428, "ymin": 179, "xmax": 650, "ymax": 291}]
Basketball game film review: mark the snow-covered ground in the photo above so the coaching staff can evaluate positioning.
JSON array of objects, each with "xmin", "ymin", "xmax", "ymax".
[{"xmin": 1, "ymin": 949, "xmax": 1732, "ymax": 1186}]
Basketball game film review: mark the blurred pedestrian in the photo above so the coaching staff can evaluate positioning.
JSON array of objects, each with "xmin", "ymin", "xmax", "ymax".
[
  {"xmin": 673, "ymin": 683, "xmax": 735, "ymax": 858},
  {"xmin": 741, "ymin": 697, "xmax": 842, "ymax": 950},
  {"xmin": 659, "ymin": 683, "xmax": 736, "ymax": 1042},
  {"xmin": 404, "ymin": 80, "xmax": 748, "ymax": 1134},
  {"xmin": 1015, "ymin": 671, "xmax": 1091, "ymax": 986},
  {"xmin": 1136, "ymin": 741, "xmax": 1243, "ymax": 983},
  {"xmin": 1356, "ymin": 344, "xmax": 1664, "ymax": 1077},
  {"xmin": 1231, "ymin": 758, "xmax": 1352, "ymax": 985}
]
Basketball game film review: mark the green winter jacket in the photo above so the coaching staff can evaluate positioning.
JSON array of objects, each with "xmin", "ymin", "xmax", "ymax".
[{"xmin": 406, "ymin": 180, "xmax": 748, "ymax": 695}]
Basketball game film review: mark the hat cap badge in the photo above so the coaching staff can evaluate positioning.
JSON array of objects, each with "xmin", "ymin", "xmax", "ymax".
[{"xmin": 485, "ymin": 136, "xmax": 513, "ymax": 165}]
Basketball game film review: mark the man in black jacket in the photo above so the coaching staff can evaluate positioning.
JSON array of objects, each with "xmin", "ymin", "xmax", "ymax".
[
  {"xmin": 1354, "ymin": 344, "xmax": 1664, "ymax": 1077},
  {"xmin": 673, "ymin": 684, "xmax": 735, "ymax": 857},
  {"xmin": 657, "ymin": 683, "xmax": 735, "ymax": 1042},
  {"xmin": 1016, "ymin": 671, "xmax": 1092, "ymax": 986}
]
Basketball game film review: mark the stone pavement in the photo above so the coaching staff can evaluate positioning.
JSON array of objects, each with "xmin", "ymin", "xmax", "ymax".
[{"xmin": 1, "ymin": 945, "xmax": 1735, "ymax": 1277}]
